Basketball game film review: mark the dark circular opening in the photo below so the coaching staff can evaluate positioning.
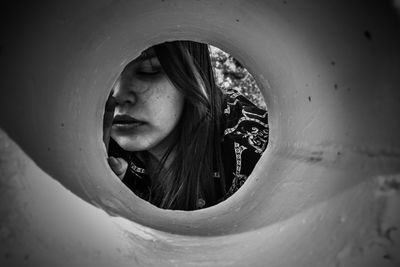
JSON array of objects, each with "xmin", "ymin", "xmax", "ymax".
[{"xmin": 103, "ymin": 40, "xmax": 268, "ymax": 212}]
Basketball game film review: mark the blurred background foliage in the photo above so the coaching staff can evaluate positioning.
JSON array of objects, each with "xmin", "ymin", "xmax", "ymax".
[{"xmin": 210, "ymin": 46, "xmax": 267, "ymax": 110}]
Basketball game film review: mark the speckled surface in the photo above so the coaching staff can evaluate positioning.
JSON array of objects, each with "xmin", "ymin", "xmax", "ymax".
[{"xmin": 0, "ymin": 1, "xmax": 399, "ymax": 266}]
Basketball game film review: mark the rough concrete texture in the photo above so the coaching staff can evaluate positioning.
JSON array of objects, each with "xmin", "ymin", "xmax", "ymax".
[{"xmin": 0, "ymin": 0, "xmax": 400, "ymax": 266}]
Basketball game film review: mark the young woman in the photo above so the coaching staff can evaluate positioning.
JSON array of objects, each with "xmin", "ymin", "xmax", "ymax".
[{"xmin": 103, "ymin": 41, "xmax": 268, "ymax": 211}]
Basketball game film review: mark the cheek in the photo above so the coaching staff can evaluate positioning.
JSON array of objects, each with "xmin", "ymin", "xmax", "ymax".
[{"xmin": 152, "ymin": 85, "xmax": 184, "ymax": 129}]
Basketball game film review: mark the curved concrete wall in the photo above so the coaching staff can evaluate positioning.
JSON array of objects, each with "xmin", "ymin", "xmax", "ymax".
[{"xmin": 1, "ymin": 0, "xmax": 399, "ymax": 266}]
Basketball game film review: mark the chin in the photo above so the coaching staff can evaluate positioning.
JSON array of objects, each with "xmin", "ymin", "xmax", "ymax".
[{"xmin": 113, "ymin": 136, "xmax": 151, "ymax": 152}]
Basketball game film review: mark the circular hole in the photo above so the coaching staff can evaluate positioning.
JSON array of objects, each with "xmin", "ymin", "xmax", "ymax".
[{"xmin": 103, "ymin": 40, "xmax": 268, "ymax": 211}]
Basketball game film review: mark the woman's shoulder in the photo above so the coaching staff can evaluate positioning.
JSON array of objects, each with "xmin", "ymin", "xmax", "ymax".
[
  {"xmin": 220, "ymin": 89, "xmax": 269, "ymax": 198},
  {"xmin": 222, "ymin": 88, "xmax": 269, "ymax": 153}
]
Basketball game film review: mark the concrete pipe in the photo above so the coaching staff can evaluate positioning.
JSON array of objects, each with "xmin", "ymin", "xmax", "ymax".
[{"xmin": 1, "ymin": 0, "xmax": 400, "ymax": 266}]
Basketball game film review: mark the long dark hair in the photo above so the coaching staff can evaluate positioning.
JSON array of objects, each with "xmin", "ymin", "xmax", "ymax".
[{"xmin": 146, "ymin": 41, "xmax": 226, "ymax": 210}]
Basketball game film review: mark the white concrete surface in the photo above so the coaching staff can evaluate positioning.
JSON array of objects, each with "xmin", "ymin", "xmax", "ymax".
[{"xmin": 1, "ymin": 1, "xmax": 399, "ymax": 266}]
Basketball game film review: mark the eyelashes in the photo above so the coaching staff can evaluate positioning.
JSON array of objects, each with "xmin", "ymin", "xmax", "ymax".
[
  {"xmin": 134, "ymin": 62, "xmax": 163, "ymax": 77},
  {"xmin": 136, "ymin": 68, "xmax": 162, "ymax": 76},
  {"xmin": 135, "ymin": 59, "xmax": 163, "ymax": 77}
]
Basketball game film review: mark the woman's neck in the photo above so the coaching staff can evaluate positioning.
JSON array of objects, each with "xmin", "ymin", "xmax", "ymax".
[{"xmin": 136, "ymin": 145, "xmax": 175, "ymax": 176}]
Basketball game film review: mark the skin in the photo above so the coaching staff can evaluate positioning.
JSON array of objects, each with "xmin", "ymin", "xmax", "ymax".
[{"xmin": 103, "ymin": 48, "xmax": 185, "ymax": 178}]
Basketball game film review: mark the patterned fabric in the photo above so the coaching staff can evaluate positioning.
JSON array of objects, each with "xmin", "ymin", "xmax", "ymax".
[
  {"xmin": 109, "ymin": 89, "xmax": 269, "ymax": 208},
  {"xmin": 219, "ymin": 89, "xmax": 269, "ymax": 199}
]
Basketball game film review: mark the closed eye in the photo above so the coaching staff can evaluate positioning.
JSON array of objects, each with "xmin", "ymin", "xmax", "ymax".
[
  {"xmin": 135, "ymin": 56, "xmax": 163, "ymax": 76},
  {"xmin": 136, "ymin": 68, "xmax": 162, "ymax": 76}
]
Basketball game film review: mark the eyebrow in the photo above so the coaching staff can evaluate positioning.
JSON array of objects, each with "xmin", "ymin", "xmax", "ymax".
[{"xmin": 136, "ymin": 50, "xmax": 157, "ymax": 61}]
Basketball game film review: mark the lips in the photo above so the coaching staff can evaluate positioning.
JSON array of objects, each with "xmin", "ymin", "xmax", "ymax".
[{"xmin": 112, "ymin": 114, "xmax": 145, "ymax": 131}]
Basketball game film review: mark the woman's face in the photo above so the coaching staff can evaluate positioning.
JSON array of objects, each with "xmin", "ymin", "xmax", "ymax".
[{"xmin": 110, "ymin": 48, "xmax": 185, "ymax": 159}]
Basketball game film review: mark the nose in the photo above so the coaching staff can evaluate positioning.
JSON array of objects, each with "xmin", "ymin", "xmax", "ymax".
[{"xmin": 112, "ymin": 77, "xmax": 137, "ymax": 106}]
